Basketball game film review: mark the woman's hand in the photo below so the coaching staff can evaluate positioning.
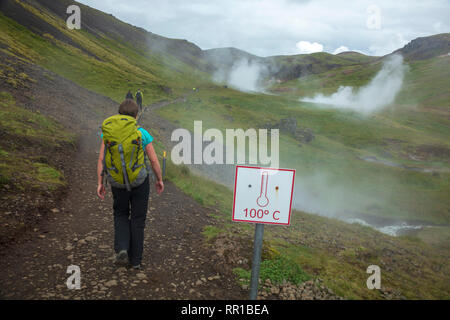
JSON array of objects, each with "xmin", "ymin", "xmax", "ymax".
[
  {"xmin": 156, "ymin": 180, "xmax": 164, "ymax": 195},
  {"xmin": 97, "ymin": 183, "xmax": 106, "ymax": 200}
]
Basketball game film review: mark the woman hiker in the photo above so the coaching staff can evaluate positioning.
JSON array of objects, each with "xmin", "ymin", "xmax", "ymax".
[{"xmin": 96, "ymin": 99, "xmax": 164, "ymax": 270}]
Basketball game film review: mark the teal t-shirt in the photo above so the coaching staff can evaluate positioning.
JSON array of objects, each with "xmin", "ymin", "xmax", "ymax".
[{"xmin": 101, "ymin": 127, "xmax": 154, "ymax": 148}]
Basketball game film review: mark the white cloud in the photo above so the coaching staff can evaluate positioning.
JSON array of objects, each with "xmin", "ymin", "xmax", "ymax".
[
  {"xmin": 296, "ymin": 41, "xmax": 324, "ymax": 54},
  {"xmin": 333, "ymin": 46, "xmax": 350, "ymax": 55}
]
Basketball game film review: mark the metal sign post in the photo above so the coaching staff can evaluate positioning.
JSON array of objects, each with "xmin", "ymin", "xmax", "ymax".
[
  {"xmin": 232, "ymin": 165, "xmax": 296, "ymax": 300},
  {"xmin": 249, "ymin": 223, "xmax": 264, "ymax": 300}
]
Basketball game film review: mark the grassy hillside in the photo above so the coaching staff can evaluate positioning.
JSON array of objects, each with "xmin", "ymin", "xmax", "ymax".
[
  {"xmin": 157, "ymin": 83, "xmax": 450, "ymax": 225},
  {"xmin": 153, "ymin": 37, "xmax": 450, "ymax": 298},
  {"xmin": 267, "ymin": 51, "xmax": 378, "ymax": 82},
  {"xmin": 0, "ymin": 0, "xmax": 211, "ymax": 103},
  {"xmin": 0, "ymin": 91, "xmax": 76, "ymax": 245},
  {"xmin": 150, "ymin": 135, "xmax": 450, "ymax": 299},
  {"xmin": 268, "ymin": 53, "xmax": 450, "ymax": 114},
  {"xmin": 394, "ymin": 33, "xmax": 450, "ymax": 60},
  {"xmin": 0, "ymin": 92, "xmax": 74, "ymax": 190}
]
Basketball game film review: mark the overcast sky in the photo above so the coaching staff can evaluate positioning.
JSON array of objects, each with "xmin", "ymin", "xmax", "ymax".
[{"xmin": 77, "ymin": 0, "xmax": 449, "ymax": 57}]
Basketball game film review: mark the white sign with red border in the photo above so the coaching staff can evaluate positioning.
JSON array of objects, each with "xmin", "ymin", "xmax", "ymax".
[{"xmin": 232, "ymin": 166, "xmax": 296, "ymax": 225}]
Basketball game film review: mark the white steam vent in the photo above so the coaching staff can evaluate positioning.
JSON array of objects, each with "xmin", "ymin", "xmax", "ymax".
[{"xmin": 302, "ymin": 54, "xmax": 407, "ymax": 114}]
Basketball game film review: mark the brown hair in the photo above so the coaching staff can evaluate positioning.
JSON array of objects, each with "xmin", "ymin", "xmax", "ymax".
[{"xmin": 119, "ymin": 99, "xmax": 139, "ymax": 118}]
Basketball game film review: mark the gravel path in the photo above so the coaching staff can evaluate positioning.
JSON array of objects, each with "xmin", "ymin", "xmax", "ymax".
[{"xmin": 0, "ymin": 130, "xmax": 246, "ymax": 299}]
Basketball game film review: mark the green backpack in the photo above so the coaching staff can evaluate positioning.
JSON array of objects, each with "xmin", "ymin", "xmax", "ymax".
[{"xmin": 101, "ymin": 114, "xmax": 150, "ymax": 191}]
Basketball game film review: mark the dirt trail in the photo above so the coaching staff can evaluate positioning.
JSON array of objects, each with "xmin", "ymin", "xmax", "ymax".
[
  {"xmin": 0, "ymin": 130, "xmax": 244, "ymax": 299},
  {"xmin": 0, "ymin": 59, "xmax": 247, "ymax": 299}
]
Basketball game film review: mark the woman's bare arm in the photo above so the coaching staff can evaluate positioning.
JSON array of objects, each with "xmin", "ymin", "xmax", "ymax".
[
  {"xmin": 97, "ymin": 141, "xmax": 106, "ymax": 199},
  {"xmin": 97, "ymin": 141, "xmax": 105, "ymax": 184},
  {"xmin": 145, "ymin": 143, "xmax": 164, "ymax": 194}
]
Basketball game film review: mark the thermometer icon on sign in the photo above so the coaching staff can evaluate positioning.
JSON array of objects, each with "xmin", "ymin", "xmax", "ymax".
[{"xmin": 256, "ymin": 171, "xmax": 269, "ymax": 207}]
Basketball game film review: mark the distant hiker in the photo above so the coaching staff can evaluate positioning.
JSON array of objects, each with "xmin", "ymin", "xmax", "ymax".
[
  {"xmin": 135, "ymin": 89, "xmax": 143, "ymax": 111},
  {"xmin": 97, "ymin": 99, "xmax": 164, "ymax": 270},
  {"xmin": 125, "ymin": 90, "xmax": 133, "ymax": 100}
]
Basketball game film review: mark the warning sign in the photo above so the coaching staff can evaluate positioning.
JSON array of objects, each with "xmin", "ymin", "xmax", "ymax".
[{"xmin": 232, "ymin": 165, "xmax": 296, "ymax": 225}]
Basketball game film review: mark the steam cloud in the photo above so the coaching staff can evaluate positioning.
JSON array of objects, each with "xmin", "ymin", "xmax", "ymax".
[
  {"xmin": 302, "ymin": 54, "xmax": 407, "ymax": 113},
  {"xmin": 213, "ymin": 59, "xmax": 267, "ymax": 92},
  {"xmin": 291, "ymin": 172, "xmax": 374, "ymax": 219}
]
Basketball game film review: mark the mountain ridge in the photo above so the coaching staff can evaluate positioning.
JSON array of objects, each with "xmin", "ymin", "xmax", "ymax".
[{"xmin": 1, "ymin": 0, "xmax": 448, "ymax": 85}]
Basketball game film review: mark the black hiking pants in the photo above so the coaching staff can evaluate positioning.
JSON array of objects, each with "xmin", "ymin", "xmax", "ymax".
[{"xmin": 111, "ymin": 176, "xmax": 150, "ymax": 266}]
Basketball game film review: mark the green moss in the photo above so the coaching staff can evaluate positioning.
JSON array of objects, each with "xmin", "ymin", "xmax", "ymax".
[
  {"xmin": 0, "ymin": 91, "xmax": 74, "ymax": 144},
  {"xmin": 34, "ymin": 162, "xmax": 63, "ymax": 185},
  {"xmin": 233, "ymin": 256, "xmax": 311, "ymax": 287},
  {"xmin": 0, "ymin": 147, "xmax": 9, "ymax": 157},
  {"xmin": 0, "ymin": 91, "xmax": 73, "ymax": 191},
  {"xmin": 202, "ymin": 225, "xmax": 222, "ymax": 242}
]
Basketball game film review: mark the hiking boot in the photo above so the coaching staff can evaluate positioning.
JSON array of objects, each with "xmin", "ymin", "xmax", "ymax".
[
  {"xmin": 115, "ymin": 250, "xmax": 128, "ymax": 266},
  {"xmin": 131, "ymin": 264, "xmax": 141, "ymax": 270}
]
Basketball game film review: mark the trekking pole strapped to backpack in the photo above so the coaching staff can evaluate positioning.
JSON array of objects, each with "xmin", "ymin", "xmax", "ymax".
[{"xmin": 118, "ymin": 144, "xmax": 132, "ymax": 191}]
